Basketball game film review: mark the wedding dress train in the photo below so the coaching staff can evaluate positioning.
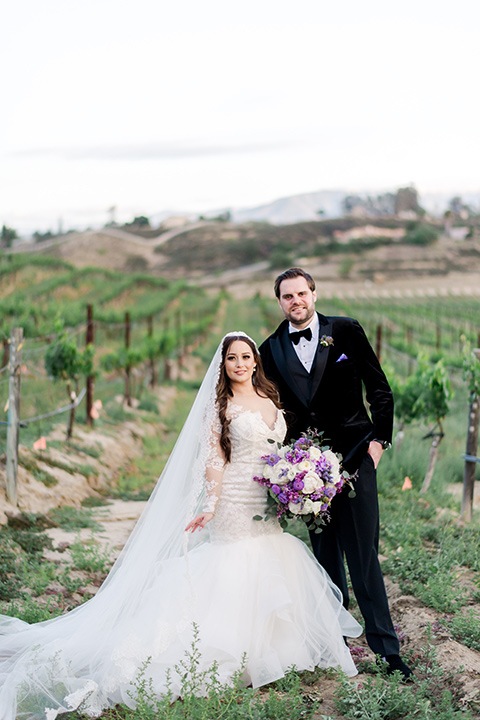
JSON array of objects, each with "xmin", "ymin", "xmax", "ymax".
[{"xmin": 0, "ymin": 403, "xmax": 361, "ymax": 719}]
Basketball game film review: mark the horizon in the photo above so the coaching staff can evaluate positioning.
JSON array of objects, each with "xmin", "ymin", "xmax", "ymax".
[
  {"xmin": 5, "ymin": 184, "xmax": 480, "ymax": 239},
  {"xmin": 2, "ymin": 0, "xmax": 479, "ymax": 237},
  {"xmin": 7, "ymin": 184, "xmax": 480, "ymax": 240}
]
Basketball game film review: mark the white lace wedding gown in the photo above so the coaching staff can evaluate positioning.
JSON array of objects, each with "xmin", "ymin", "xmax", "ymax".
[{"xmin": 0, "ymin": 404, "xmax": 361, "ymax": 719}]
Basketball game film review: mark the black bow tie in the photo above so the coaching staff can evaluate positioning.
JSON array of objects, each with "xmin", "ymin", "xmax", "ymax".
[{"xmin": 290, "ymin": 327, "xmax": 312, "ymax": 345}]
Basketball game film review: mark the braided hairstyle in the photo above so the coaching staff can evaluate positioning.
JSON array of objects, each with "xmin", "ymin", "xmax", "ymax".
[{"xmin": 216, "ymin": 335, "xmax": 281, "ymax": 462}]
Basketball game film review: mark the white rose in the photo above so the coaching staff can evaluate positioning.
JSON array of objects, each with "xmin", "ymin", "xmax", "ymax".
[
  {"xmin": 277, "ymin": 446, "xmax": 287, "ymax": 458},
  {"xmin": 302, "ymin": 498, "xmax": 314, "ymax": 514},
  {"xmin": 263, "ymin": 464, "xmax": 275, "ymax": 480},
  {"xmin": 309, "ymin": 446, "xmax": 321, "ymax": 461},
  {"xmin": 288, "ymin": 501, "xmax": 303, "ymax": 515},
  {"xmin": 322, "ymin": 450, "xmax": 341, "ymax": 480},
  {"xmin": 311, "ymin": 501, "xmax": 323, "ymax": 515},
  {"xmin": 273, "ymin": 460, "xmax": 290, "ymax": 485},
  {"xmin": 302, "ymin": 472, "xmax": 320, "ymax": 494},
  {"xmin": 287, "ymin": 468, "xmax": 297, "ymax": 480},
  {"xmin": 297, "ymin": 459, "xmax": 314, "ymax": 473}
]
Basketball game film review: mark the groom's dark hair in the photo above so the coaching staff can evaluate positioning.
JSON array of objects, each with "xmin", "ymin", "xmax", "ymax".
[{"xmin": 274, "ymin": 267, "xmax": 316, "ymax": 298}]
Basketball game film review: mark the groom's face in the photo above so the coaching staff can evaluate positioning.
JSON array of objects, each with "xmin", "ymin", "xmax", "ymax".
[{"xmin": 277, "ymin": 276, "xmax": 317, "ymax": 329}]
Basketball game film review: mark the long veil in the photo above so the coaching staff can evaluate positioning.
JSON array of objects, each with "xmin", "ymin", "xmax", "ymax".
[{"xmin": 0, "ymin": 332, "xmax": 251, "ymax": 720}]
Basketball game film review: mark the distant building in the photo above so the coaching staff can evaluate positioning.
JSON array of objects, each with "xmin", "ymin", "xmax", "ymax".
[
  {"xmin": 342, "ymin": 187, "xmax": 423, "ymax": 220},
  {"xmin": 394, "ymin": 186, "xmax": 422, "ymax": 217},
  {"xmin": 448, "ymin": 226, "xmax": 470, "ymax": 241}
]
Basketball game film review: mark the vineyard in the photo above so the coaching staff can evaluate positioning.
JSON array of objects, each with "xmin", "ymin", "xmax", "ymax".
[{"xmin": 1, "ymin": 252, "xmax": 480, "ymax": 719}]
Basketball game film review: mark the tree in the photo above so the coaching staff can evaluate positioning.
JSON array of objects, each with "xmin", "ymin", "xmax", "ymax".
[
  {"xmin": 127, "ymin": 215, "xmax": 150, "ymax": 227},
  {"xmin": 44, "ymin": 321, "xmax": 95, "ymax": 439},
  {"xmin": 101, "ymin": 347, "xmax": 145, "ymax": 406},
  {"xmin": 404, "ymin": 224, "xmax": 439, "ymax": 246},
  {"xmin": 1, "ymin": 225, "xmax": 18, "ymax": 248},
  {"xmin": 388, "ymin": 368, "xmax": 420, "ymax": 453},
  {"xmin": 33, "ymin": 230, "xmax": 55, "ymax": 243},
  {"xmin": 390, "ymin": 356, "xmax": 452, "ymax": 492},
  {"xmin": 414, "ymin": 357, "xmax": 452, "ymax": 493}
]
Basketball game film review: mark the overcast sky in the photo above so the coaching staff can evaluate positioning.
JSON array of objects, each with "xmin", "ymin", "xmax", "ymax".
[{"xmin": 1, "ymin": 0, "xmax": 479, "ymax": 234}]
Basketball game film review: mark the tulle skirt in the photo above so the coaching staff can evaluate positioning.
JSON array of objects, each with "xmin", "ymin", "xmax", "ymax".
[{"xmin": 0, "ymin": 531, "xmax": 361, "ymax": 719}]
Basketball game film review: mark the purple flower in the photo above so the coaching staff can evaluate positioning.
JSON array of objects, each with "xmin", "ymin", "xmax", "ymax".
[
  {"xmin": 294, "ymin": 437, "xmax": 312, "ymax": 450},
  {"xmin": 271, "ymin": 484, "xmax": 281, "ymax": 495},
  {"xmin": 265, "ymin": 454, "xmax": 281, "ymax": 466},
  {"xmin": 292, "ymin": 478, "xmax": 304, "ymax": 491},
  {"xmin": 278, "ymin": 492, "xmax": 288, "ymax": 504}
]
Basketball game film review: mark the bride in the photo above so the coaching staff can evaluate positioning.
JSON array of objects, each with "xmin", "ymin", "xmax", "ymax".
[{"xmin": 0, "ymin": 332, "xmax": 361, "ymax": 719}]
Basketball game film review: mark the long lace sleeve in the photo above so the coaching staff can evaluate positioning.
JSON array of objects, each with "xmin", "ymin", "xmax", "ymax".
[{"xmin": 203, "ymin": 413, "xmax": 226, "ymax": 514}]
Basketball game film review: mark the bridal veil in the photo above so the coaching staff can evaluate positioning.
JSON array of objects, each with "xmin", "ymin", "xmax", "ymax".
[{"xmin": 0, "ymin": 333, "xmax": 249, "ymax": 719}]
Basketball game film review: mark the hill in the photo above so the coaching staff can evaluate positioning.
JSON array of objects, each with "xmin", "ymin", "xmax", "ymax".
[{"xmin": 7, "ymin": 217, "xmax": 480, "ymax": 297}]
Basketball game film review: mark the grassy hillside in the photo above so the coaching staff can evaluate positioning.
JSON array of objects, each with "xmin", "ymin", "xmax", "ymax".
[{"xmin": 11, "ymin": 216, "xmax": 480, "ymax": 281}]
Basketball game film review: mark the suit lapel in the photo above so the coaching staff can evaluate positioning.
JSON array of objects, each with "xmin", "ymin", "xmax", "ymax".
[
  {"xmin": 310, "ymin": 317, "xmax": 333, "ymax": 402},
  {"xmin": 271, "ymin": 326, "xmax": 310, "ymax": 408}
]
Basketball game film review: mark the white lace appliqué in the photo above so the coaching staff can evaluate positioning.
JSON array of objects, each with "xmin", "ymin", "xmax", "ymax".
[
  {"xmin": 203, "ymin": 412, "xmax": 226, "ymax": 514},
  {"xmin": 208, "ymin": 404, "xmax": 287, "ymax": 542}
]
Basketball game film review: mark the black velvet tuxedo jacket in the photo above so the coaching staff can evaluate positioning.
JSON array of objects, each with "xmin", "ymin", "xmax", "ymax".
[{"xmin": 259, "ymin": 313, "xmax": 394, "ymax": 473}]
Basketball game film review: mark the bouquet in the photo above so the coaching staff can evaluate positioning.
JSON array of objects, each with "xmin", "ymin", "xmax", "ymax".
[{"xmin": 253, "ymin": 433, "xmax": 355, "ymax": 532}]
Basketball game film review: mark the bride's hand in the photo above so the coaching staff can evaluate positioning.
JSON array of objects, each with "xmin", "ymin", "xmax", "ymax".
[{"xmin": 185, "ymin": 513, "xmax": 214, "ymax": 532}]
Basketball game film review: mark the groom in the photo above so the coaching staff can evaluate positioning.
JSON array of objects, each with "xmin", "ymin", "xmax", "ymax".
[{"xmin": 259, "ymin": 267, "xmax": 412, "ymax": 679}]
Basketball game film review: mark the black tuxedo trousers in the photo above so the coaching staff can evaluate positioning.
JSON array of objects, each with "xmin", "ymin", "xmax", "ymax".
[
  {"xmin": 260, "ymin": 315, "xmax": 399, "ymax": 657},
  {"xmin": 309, "ymin": 455, "xmax": 399, "ymax": 656}
]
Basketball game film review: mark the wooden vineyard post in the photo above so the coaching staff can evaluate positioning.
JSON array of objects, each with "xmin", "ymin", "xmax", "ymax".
[
  {"xmin": 461, "ymin": 348, "xmax": 480, "ymax": 522},
  {"xmin": 85, "ymin": 304, "xmax": 95, "ymax": 426},
  {"xmin": 125, "ymin": 312, "xmax": 132, "ymax": 406},
  {"xmin": 176, "ymin": 310, "xmax": 184, "ymax": 374},
  {"xmin": 406, "ymin": 326, "xmax": 414, "ymax": 374},
  {"xmin": 6, "ymin": 328, "xmax": 23, "ymax": 506},
  {"xmin": 2, "ymin": 337, "xmax": 9, "ymax": 369},
  {"xmin": 147, "ymin": 315, "xmax": 157, "ymax": 388}
]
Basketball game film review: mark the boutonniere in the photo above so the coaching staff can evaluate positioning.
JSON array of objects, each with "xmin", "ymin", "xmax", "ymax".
[{"xmin": 319, "ymin": 335, "xmax": 334, "ymax": 348}]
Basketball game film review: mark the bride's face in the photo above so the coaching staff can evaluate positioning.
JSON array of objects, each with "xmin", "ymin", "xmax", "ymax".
[{"xmin": 224, "ymin": 340, "xmax": 256, "ymax": 387}]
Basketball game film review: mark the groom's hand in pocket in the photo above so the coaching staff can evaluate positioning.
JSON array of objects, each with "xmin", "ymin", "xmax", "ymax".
[{"xmin": 367, "ymin": 441, "xmax": 384, "ymax": 469}]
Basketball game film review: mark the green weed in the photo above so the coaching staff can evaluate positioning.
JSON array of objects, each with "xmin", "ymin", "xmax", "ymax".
[
  {"xmin": 116, "ymin": 624, "xmax": 319, "ymax": 720},
  {"xmin": 443, "ymin": 611, "xmax": 480, "ymax": 651},
  {"xmin": 0, "ymin": 594, "xmax": 63, "ymax": 623},
  {"xmin": 49, "ymin": 506, "xmax": 103, "ymax": 531},
  {"xmin": 33, "ymin": 467, "xmax": 58, "ymax": 487},
  {"xmin": 0, "ymin": 535, "xmax": 25, "ymax": 599},
  {"xmin": 81, "ymin": 496, "xmax": 110, "ymax": 508},
  {"xmin": 21, "ymin": 560, "xmax": 58, "ymax": 596},
  {"xmin": 335, "ymin": 643, "xmax": 475, "ymax": 719},
  {"xmin": 69, "ymin": 537, "xmax": 112, "ymax": 574},
  {"xmin": 137, "ymin": 398, "xmax": 160, "ymax": 414}
]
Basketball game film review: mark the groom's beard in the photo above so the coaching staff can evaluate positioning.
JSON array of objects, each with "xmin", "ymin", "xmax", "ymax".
[{"xmin": 284, "ymin": 305, "xmax": 316, "ymax": 328}]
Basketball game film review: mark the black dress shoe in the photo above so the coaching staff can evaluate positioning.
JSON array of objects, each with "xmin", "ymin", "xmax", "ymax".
[{"xmin": 384, "ymin": 654, "xmax": 413, "ymax": 681}]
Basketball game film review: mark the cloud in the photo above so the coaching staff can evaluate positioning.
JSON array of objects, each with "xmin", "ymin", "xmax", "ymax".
[{"xmin": 10, "ymin": 140, "xmax": 295, "ymax": 162}]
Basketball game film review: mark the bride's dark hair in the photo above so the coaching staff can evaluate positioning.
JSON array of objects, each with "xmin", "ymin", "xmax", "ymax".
[{"xmin": 216, "ymin": 335, "xmax": 281, "ymax": 462}]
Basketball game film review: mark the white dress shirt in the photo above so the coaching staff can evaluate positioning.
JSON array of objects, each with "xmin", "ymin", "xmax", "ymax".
[{"xmin": 289, "ymin": 313, "xmax": 319, "ymax": 373}]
